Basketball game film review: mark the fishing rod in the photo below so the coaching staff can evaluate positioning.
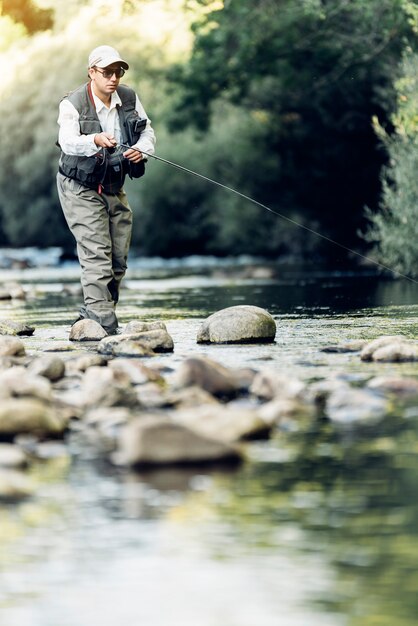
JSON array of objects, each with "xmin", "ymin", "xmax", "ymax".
[{"xmin": 119, "ymin": 143, "xmax": 418, "ymax": 285}]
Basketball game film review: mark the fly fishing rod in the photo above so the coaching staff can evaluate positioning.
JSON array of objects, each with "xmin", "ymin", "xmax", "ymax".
[{"xmin": 119, "ymin": 143, "xmax": 418, "ymax": 285}]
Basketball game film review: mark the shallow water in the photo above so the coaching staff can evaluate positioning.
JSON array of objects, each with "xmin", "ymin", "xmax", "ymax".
[{"xmin": 0, "ymin": 260, "xmax": 418, "ymax": 626}]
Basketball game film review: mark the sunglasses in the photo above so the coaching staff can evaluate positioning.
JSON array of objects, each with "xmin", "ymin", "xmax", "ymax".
[{"xmin": 94, "ymin": 67, "xmax": 125, "ymax": 79}]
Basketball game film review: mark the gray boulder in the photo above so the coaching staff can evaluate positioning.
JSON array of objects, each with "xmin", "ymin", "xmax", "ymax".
[
  {"xmin": 113, "ymin": 415, "xmax": 241, "ymax": 466},
  {"xmin": 69, "ymin": 319, "xmax": 108, "ymax": 342},
  {"xmin": 197, "ymin": 305, "xmax": 276, "ymax": 344}
]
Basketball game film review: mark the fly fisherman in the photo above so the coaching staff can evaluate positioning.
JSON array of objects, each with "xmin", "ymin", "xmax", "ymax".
[{"xmin": 57, "ymin": 45, "xmax": 156, "ymax": 334}]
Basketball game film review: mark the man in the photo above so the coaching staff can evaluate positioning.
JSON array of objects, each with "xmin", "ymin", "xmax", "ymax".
[{"xmin": 57, "ymin": 45, "xmax": 156, "ymax": 334}]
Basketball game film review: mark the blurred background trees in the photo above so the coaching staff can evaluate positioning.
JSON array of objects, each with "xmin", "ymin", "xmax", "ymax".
[{"xmin": 0, "ymin": 0, "xmax": 417, "ymax": 271}]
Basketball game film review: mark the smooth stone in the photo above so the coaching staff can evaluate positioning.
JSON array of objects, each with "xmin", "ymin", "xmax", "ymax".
[
  {"xmin": 123, "ymin": 320, "xmax": 167, "ymax": 334},
  {"xmin": 173, "ymin": 356, "xmax": 240, "ymax": 398},
  {"xmin": 325, "ymin": 387, "xmax": 390, "ymax": 425},
  {"xmin": 0, "ymin": 335, "xmax": 25, "ymax": 356},
  {"xmin": 0, "ymin": 367, "xmax": 52, "ymax": 401},
  {"xmin": 0, "ymin": 398, "xmax": 67, "ymax": 436},
  {"xmin": 111, "ymin": 340, "xmax": 155, "ymax": 357},
  {"xmin": 43, "ymin": 342, "xmax": 76, "ymax": 352},
  {"xmin": 65, "ymin": 354, "xmax": 108, "ymax": 373},
  {"xmin": 69, "ymin": 319, "xmax": 108, "ymax": 342},
  {"xmin": 0, "ymin": 443, "xmax": 28, "ymax": 468},
  {"xmin": 360, "ymin": 335, "xmax": 410, "ymax": 361},
  {"xmin": 0, "ymin": 469, "xmax": 34, "ymax": 500},
  {"xmin": 108, "ymin": 359, "xmax": 165, "ymax": 385},
  {"xmin": 173, "ymin": 404, "xmax": 271, "ymax": 443},
  {"xmin": 258, "ymin": 397, "xmax": 315, "ymax": 425},
  {"xmin": 164, "ymin": 385, "xmax": 220, "ymax": 409},
  {"xmin": 28, "ymin": 355, "xmax": 66, "ymax": 381},
  {"xmin": 0, "ymin": 319, "xmax": 35, "ymax": 336},
  {"xmin": 113, "ymin": 416, "xmax": 241, "ymax": 466},
  {"xmin": 197, "ymin": 305, "xmax": 276, "ymax": 344},
  {"xmin": 97, "ymin": 329, "xmax": 174, "ymax": 354},
  {"xmin": 250, "ymin": 369, "xmax": 306, "ymax": 401},
  {"xmin": 81, "ymin": 366, "xmax": 138, "ymax": 408}
]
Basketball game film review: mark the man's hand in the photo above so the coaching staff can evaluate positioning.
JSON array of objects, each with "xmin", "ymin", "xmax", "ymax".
[
  {"xmin": 94, "ymin": 132, "xmax": 117, "ymax": 148},
  {"xmin": 123, "ymin": 147, "xmax": 143, "ymax": 163}
]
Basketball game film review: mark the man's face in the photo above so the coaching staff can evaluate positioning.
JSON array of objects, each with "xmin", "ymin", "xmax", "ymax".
[{"xmin": 90, "ymin": 63, "xmax": 125, "ymax": 97}]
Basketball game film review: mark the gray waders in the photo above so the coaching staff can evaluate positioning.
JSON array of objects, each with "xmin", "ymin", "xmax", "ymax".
[{"xmin": 57, "ymin": 173, "xmax": 132, "ymax": 333}]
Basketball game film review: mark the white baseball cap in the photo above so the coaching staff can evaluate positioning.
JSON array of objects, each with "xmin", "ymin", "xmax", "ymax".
[{"xmin": 88, "ymin": 45, "xmax": 129, "ymax": 70}]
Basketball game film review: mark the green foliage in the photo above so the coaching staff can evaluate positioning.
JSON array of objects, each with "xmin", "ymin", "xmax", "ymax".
[
  {"xmin": 364, "ymin": 53, "xmax": 418, "ymax": 277},
  {"xmin": 170, "ymin": 0, "xmax": 415, "ymax": 258}
]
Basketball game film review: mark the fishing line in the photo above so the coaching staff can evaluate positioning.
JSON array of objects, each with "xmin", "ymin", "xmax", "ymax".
[{"xmin": 119, "ymin": 143, "xmax": 418, "ymax": 285}]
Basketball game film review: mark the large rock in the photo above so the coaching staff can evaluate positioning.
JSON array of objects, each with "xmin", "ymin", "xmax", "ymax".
[
  {"xmin": 197, "ymin": 305, "xmax": 276, "ymax": 344},
  {"xmin": 113, "ymin": 416, "xmax": 241, "ymax": 466},
  {"xmin": 0, "ymin": 335, "xmax": 25, "ymax": 356},
  {"xmin": 0, "ymin": 319, "xmax": 34, "ymax": 336},
  {"xmin": 0, "ymin": 398, "xmax": 67, "ymax": 436},
  {"xmin": 173, "ymin": 356, "xmax": 241, "ymax": 398},
  {"xmin": 69, "ymin": 319, "xmax": 108, "ymax": 342}
]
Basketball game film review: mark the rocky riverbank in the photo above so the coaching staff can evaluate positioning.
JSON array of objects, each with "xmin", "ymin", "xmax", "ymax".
[{"xmin": 0, "ymin": 302, "xmax": 417, "ymax": 502}]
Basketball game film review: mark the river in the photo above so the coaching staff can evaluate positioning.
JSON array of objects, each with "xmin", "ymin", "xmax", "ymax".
[{"xmin": 0, "ymin": 257, "xmax": 417, "ymax": 626}]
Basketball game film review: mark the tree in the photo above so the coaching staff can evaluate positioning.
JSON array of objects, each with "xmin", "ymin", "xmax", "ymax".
[{"xmin": 170, "ymin": 0, "xmax": 414, "ymax": 259}]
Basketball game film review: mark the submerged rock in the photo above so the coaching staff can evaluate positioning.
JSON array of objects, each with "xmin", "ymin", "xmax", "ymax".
[
  {"xmin": 367, "ymin": 376, "xmax": 418, "ymax": 397},
  {"xmin": 197, "ymin": 305, "xmax": 276, "ymax": 344},
  {"xmin": 321, "ymin": 340, "xmax": 367, "ymax": 353},
  {"xmin": 113, "ymin": 415, "xmax": 241, "ymax": 466},
  {"xmin": 0, "ymin": 319, "xmax": 34, "ymax": 336},
  {"xmin": 69, "ymin": 319, "xmax": 107, "ymax": 341}
]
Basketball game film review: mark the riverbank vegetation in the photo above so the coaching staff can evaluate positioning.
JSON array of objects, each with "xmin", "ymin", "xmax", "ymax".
[{"xmin": 0, "ymin": 0, "xmax": 417, "ymax": 271}]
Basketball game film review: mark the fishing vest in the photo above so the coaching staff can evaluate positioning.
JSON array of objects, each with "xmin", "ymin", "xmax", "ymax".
[{"xmin": 59, "ymin": 82, "xmax": 145, "ymax": 192}]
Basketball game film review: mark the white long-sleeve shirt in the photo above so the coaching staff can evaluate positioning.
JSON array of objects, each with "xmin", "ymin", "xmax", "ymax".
[{"xmin": 57, "ymin": 85, "xmax": 156, "ymax": 157}]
